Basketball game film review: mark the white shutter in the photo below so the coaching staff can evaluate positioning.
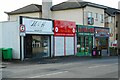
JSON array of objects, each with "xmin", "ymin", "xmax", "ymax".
[
  {"xmin": 66, "ymin": 37, "xmax": 74, "ymax": 55},
  {"xmin": 55, "ymin": 37, "xmax": 64, "ymax": 56}
]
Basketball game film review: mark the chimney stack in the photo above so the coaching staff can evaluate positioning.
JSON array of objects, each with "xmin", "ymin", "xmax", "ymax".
[{"xmin": 42, "ymin": 0, "xmax": 52, "ymax": 19}]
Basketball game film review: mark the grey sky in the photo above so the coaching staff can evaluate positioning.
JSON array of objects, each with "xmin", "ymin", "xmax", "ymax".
[{"xmin": 0, "ymin": 0, "xmax": 119, "ymax": 21}]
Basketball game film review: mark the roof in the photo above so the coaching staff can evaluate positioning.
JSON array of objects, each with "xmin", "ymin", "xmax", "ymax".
[
  {"xmin": 51, "ymin": 0, "xmax": 107, "ymax": 11},
  {"xmin": 105, "ymin": 7, "xmax": 120, "ymax": 16},
  {"xmin": 5, "ymin": 4, "xmax": 42, "ymax": 15},
  {"xmin": 6, "ymin": 0, "xmax": 119, "ymax": 15}
]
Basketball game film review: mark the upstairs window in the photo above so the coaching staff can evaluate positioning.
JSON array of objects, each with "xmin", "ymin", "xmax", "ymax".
[
  {"xmin": 95, "ymin": 13, "xmax": 98, "ymax": 21},
  {"xmin": 88, "ymin": 12, "xmax": 92, "ymax": 17},
  {"xmin": 100, "ymin": 14, "xmax": 104, "ymax": 23},
  {"xmin": 116, "ymin": 21, "xmax": 118, "ymax": 27},
  {"xmin": 116, "ymin": 34, "xmax": 118, "ymax": 40},
  {"xmin": 108, "ymin": 16, "xmax": 112, "ymax": 23},
  {"xmin": 95, "ymin": 13, "xmax": 98, "ymax": 19}
]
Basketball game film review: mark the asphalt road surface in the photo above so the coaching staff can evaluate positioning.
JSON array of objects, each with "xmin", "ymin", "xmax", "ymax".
[{"xmin": 1, "ymin": 56, "xmax": 119, "ymax": 78}]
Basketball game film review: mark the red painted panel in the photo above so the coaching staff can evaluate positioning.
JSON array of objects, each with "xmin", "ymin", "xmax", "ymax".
[{"xmin": 54, "ymin": 20, "xmax": 76, "ymax": 36}]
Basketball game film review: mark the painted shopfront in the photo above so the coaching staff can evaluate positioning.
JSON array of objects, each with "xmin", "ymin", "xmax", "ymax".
[
  {"xmin": 20, "ymin": 16, "xmax": 54, "ymax": 60},
  {"xmin": 94, "ymin": 27, "xmax": 109, "ymax": 55},
  {"xmin": 76, "ymin": 25, "xmax": 94, "ymax": 56},
  {"xmin": 53, "ymin": 20, "xmax": 77, "ymax": 56}
]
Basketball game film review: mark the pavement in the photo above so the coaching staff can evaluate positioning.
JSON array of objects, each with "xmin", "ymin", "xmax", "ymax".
[{"xmin": 1, "ymin": 56, "xmax": 119, "ymax": 79}]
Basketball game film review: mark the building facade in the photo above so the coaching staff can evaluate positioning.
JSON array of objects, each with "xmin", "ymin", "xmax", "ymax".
[
  {"xmin": 2, "ymin": 0, "xmax": 119, "ymax": 59},
  {"xmin": 104, "ymin": 8, "xmax": 119, "ymax": 47}
]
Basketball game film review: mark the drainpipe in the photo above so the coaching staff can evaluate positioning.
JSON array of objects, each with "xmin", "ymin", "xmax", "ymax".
[
  {"xmin": 82, "ymin": 8, "xmax": 84, "ymax": 25},
  {"xmin": 114, "ymin": 15, "xmax": 116, "ymax": 42}
]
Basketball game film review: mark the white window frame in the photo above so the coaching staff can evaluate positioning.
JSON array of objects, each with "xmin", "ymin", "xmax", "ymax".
[
  {"xmin": 100, "ymin": 14, "xmax": 104, "ymax": 23},
  {"xmin": 88, "ymin": 12, "xmax": 92, "ymax": 17},
  {"xmin": 109, "ymin": 16, "xmax": 112, "ymax": 23},
  {"xmin": 95, "ymin": 13, "xmax": 98, "ymax": 19}
]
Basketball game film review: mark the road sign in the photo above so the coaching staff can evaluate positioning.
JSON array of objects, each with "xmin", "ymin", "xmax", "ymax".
[
  {"xmin": 20, "ymin": 24, "xmax": 26, "ymax": 32},
  {"xmin": 19, "ymin": 24, "xmax": 26, "ymax": 36}
]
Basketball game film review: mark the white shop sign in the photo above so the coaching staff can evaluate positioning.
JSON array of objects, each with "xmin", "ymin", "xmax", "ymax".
[{"xmin": 22, "ymin": 17, "xmax": 53, "ymax": 34}]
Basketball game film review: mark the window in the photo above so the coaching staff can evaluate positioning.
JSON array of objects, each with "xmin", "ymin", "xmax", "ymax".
[
  {"xmin": 116, "ymin": 21, "xmax": 118, "ymax": 27},
  {"xmin": 109, "ymin": 17, "xmax": 112, "ymax": 23},
  {"xmin": 95, "ymin": 13, "xmax": 98, "ymax": 19},
  {"xmin": 88, "ymin": 12, "xmax": 92, "ymax": 17},
  {"xmin": 100, "ymin": 14, "xmax": 104, "ymax": 23},
  {"xmin": 116, "ymin": 34, "xmax": 118, "ymax": 40}
]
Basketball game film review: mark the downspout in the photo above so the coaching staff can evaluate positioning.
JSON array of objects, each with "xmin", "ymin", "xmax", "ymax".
[
  {"xmin": 114, "ymin": 15, "xmax": 116, "ymax": 42},
  {"xmin": 82, "ymin": 8, "xmax": 84, "ymax": 25}
]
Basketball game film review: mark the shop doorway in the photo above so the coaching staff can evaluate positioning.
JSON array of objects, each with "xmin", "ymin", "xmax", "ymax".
[
  {"xmin": 77, "ymin": 36, "xmax": 93, "ymax": 56},
  {"xmin": 24, "ymin": 35, "xmax": 50, "ymax": 58},
  {"xmin": 95, "ymin": 37, "xmax": 109, "ymax": 56},
  {"xmin": 24, "ymin": 35, "xmax": 32, "ymax": 58}
]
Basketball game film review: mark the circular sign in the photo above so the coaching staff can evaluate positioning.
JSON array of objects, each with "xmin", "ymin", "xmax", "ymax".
[
  {"xmin": 20, "ymin": 25, "xmax": 26, "ymax": 32},
  {"xmin": 55, "ymin": 27, "xmax": 58, "ymax": 32},
  {"xmin": 72, "ymin": 28, "xmax": 75, "ymax": 33}
]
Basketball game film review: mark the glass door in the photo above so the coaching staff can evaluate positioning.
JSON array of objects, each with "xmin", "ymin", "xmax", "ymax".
[
  {"xmin": 85, "ymin": 36, "xmax": 89, "ymax": 55},
  {"xmin": 89, "ymin": 36, "xmax": 93, "ymax": 54},
  {"xmin": 77, "ymin": 35, "xmax": 93, "ymax": 56},
  {"xmin": 80, "ymin": 36, "xmax": 85, "ymax": 55},
  {"xmin": 32, "ymin": 36, "xmax": 50, "ymax": 58}
]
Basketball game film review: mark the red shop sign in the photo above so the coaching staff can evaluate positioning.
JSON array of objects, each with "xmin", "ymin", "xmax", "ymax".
[
  {"xmin": 78, "ymin": 27, "xmax": 94, "ymax": 33},
  {"xmin": 54, "ymin": 20, "xmax": 76, "ymax": 36}
]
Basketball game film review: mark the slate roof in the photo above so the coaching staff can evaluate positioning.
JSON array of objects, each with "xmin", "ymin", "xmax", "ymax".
[
  {"xmin": 5, "ymin": 4, "xmax": 42, "ymax": 15},
  {"xmin": 5, "ymin": 0, "xmax": 120, "ymax": 15},
  {"xmin": 105, "ymin": 7, "xmax": 120, "ymax": 16},
  {"xmin": 51, "ymin": 0, "xmax": 107, "ymax": 11}
]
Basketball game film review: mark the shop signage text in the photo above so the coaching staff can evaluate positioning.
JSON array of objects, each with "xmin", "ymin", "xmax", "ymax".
[
  {"xmin": 95, "ymin": 28, "xmax": 109, "ymax": 37},
  {"xmin": 22, "ymin": 17, "xmax": 53, "ymax": 34},
  {"xmin": 54, "ymin": 20, "xmax": 76, "ymax": 36},
  {"xmin": 78, "ymin": 27, "xmax": 94, "ymax": 33}
]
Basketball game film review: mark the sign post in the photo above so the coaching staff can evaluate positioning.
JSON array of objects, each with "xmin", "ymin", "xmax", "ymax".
[{"xmin": 19, "ymin": 24, "xmax": 26, "ymax": 61}]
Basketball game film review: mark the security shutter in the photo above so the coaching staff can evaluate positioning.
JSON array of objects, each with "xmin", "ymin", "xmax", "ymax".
[
  {"xmin": 55, "ymin": 37, "xmax": 64, "ymax": 56},
  {"xmin": 66, "ymin": 37, "xmax": 74, "ymax": 55}
]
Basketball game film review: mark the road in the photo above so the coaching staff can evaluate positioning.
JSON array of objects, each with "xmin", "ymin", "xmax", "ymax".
[{"xmin": 1, "ymin": 56, "xmax": 119, "ymax": 78}]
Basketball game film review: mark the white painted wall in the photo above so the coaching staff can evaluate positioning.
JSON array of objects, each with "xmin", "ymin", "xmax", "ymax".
[
  {"xmin": 8, "ymin": 12, "xmax": 42, "ymax": 21},
  {"xmin": 84, "ymin": 6, "xmax": 105, "ymax": 27},
  {"xmin": 1, "ymin": 21, "xmax": 20, "ymax": 59},
  {"xmin": 0, "ymin": 23, "xmax": 2, "ymax": 48},
  {"xmin": 7, "ymin": 6, "xmax": 105, "ymax": 28},
  {"xmin": 52, "ymin": 9, "xmax": 83, "ymax": 24}
]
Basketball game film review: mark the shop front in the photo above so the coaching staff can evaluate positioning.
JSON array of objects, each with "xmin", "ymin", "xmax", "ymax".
[
  {"xmin": 53, "ymin": 20, "xmax": 76, "ymax": 57},
  {"xmin": 94, "ymin": 27, "xmax": 109, "ymax": 56},
  {"xmin": 20, "ymin": 17, "xmax": 53, "ymax": 60},
  {"xmin": 76, "ymin": 25, "xmax": 94, "ymax": 56}
]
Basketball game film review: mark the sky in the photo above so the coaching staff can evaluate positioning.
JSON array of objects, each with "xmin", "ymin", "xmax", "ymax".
[{"xmin": 0, "ymin": 0, "xmax": 120, "ymax": 21}]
